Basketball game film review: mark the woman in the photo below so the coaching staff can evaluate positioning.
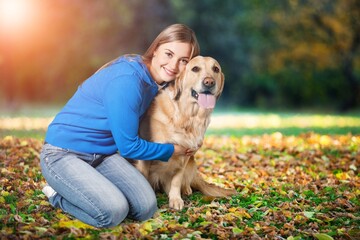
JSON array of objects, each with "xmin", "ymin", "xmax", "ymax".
[{"xmin": 40, "ymin": 23, "xmax": 200, "ymax": 228}]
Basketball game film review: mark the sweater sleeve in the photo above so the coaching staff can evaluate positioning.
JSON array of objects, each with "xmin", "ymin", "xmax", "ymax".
[{"xmin": 103, "ymin": 76, "xmax": 174, "ymax": 161}]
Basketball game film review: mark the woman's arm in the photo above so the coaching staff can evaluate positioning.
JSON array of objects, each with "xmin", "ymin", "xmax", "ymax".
[{"xmin": 103, "ymin": 76, "xmax": 174, "ymax": 161}]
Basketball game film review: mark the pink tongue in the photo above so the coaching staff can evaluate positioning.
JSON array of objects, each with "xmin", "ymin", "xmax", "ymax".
[{"xmin": 198, "ymin": 93, "xmax": 216, "ymax": 109}]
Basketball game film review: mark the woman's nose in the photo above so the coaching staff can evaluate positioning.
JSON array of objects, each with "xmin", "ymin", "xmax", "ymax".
[{"xmin": 168, "ymin": 58, "xmax": 179, "ymax": 71}]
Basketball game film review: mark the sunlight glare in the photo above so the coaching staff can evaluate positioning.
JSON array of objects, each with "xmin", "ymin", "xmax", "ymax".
[{"xmin": 0, "ymin": 0, "xmax": 35, "ymax": 32}]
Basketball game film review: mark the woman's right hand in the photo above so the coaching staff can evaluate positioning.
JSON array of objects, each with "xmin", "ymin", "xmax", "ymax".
[{"xmin": 173, "ymin": 144, "xmax": 197, "ymax": 157}]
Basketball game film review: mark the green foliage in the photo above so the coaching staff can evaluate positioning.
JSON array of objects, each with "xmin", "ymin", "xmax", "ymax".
[
  {"xmin": 1, "ymin": 0, "xmax": 359, "ymax": 110},
  {"xmin": 170, "ymin": 0, "xmax": 360, "ymax": 110}
]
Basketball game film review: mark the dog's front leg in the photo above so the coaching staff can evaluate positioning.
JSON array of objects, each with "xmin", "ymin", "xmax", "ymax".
[
  {"xmin": 168, "ymin": 157, "xmax": 189, "ymax": 210},
  {"xmin": 168, "ymin": 168, "xmax": 186, "ymax": 210}
]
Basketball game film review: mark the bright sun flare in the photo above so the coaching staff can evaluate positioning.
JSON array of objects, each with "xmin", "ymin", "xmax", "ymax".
[{"xmin": 0, "ymin": 0, "xmax": 34, "ymax": 31}]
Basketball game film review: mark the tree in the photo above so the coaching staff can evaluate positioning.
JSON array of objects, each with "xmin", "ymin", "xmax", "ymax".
[
  {"xmin": 171, "ymin": 0, "xmax": 360, "ymax": 110},
  {"xmin": 266, "ymin": 0, "xmax": 360, "ymax": 110}
]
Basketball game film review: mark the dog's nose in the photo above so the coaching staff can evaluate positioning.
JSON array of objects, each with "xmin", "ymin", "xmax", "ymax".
[{"xmin": 203, "ymin": 77, "xmax": 215, "ymax": 88}]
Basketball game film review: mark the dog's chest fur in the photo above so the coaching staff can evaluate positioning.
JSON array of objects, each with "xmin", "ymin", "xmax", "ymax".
[{"xmin": 140, "ymin": 87, "xmax": 212, "ymax": 149}]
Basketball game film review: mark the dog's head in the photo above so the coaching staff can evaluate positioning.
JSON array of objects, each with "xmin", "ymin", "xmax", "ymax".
[{"xmin": 174, "ymin": 56, "xmax": 225, "ymax": 109}]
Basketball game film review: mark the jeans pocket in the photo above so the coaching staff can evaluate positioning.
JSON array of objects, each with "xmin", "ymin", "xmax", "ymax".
[{"xmin": 40, "ymin": 144, "xmax": 69, "ymax": 167}]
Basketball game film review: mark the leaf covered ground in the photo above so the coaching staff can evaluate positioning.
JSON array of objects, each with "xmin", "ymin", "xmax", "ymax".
[{"xmin": 0, "ymin": 133, "xmax": 359, "ymax": 239}]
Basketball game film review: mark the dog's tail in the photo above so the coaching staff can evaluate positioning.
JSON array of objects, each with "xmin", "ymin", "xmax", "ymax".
[{"xmin": 191, "ymin": 173, "xmax": 237, "ymax": 197}]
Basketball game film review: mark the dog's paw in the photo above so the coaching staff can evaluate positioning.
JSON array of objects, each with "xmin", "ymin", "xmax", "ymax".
[
  {"xmin": 169, "ymin": 197, "xmax": 184, "ymax": 210},
  {"xmin": 183, "ymin": 185, "xmax": 192, "ymax": 196}
]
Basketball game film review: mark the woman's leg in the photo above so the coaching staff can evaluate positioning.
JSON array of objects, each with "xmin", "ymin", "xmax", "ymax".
[
  {"xmin": 40, "ymin": 144, "xmax": 129, "ymax": 228},
  {"xmin": 95, "ymin": 154, "xmax": 158, "ymax": 221}
]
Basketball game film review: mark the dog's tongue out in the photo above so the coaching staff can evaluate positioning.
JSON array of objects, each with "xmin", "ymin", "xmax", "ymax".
[{"xmin": 198, "ymin": 93, "xmax": 216, "ymax": 109}]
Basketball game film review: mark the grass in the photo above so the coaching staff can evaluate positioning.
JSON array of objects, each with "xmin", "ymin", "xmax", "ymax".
[
  {"xmin": 1, "ymin": 106, "xmax": 360, "ymax": 138},
  {"xmin": 1, "ymin": 105, "xmax": 359, "ymax": 239},
  {"xmin": 1, "ymin": 134, "xmax": 359, "ymax": 239},
  {"xmin": 207, "ymin": 126, "xmax": 360, "ymax": 136}
]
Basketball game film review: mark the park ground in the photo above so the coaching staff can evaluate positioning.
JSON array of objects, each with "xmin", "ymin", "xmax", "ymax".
[{"xmin": 0, "ymin": 107, "xmax": 359, "ymax": 239}]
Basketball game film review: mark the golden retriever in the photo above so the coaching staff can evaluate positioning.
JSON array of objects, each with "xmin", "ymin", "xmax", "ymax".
[{"xmin": 136, "ymin": 56, "xmax": 236, "ymax": 210}]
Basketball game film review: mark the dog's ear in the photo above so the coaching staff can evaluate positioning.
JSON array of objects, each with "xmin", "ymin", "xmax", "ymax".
[
  {"xmin": 216, "ymin": 72, "xmax": 225, "ymax": 100},
  {"xmin": 174, "ymin": 69, "xmax": 185, "ymax": 101}
]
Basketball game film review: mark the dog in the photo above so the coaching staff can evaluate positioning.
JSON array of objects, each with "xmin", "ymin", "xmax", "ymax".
[{"xmin": 136, "ymin": 56, "xmax": 236, "ymax": 210}]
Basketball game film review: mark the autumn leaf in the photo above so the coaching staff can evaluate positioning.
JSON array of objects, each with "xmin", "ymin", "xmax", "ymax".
[
  {"xmin": 1, "ymin": 134, "xmax": 359, "ymax": 239},
  {"xmin": 313, "ymin": 233, "xmax": 334, "ymax": 240}
]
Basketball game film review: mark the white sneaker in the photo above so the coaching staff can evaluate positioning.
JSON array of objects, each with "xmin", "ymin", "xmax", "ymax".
[{"xmin": 42, "ymin": 185, "xmax": 57, "ymax": 199}]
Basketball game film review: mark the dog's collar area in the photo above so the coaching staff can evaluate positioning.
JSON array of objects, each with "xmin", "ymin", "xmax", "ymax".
[
  {"xmin": 191, "ymin": 89, "xmax": 199, "ymax": 100},
  {"xmin": 157, "ymin": 82, "xmax": 169, "ymax": 90}
]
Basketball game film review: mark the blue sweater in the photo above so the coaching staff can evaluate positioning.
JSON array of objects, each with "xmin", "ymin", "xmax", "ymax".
[{"xmin": 45, "ymin": 55, "xmax": 174, "ymax": 161}]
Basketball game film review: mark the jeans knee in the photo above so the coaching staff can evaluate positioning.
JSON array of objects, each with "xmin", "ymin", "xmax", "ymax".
[
  {"xmin": 141, "ymin": 201, "xmax": 158, "ymax": 221},
  {"xmin": 132, "ymin": 196, "xmax": 158, "ymax": 221},
  {"xmin": 98, "ymin": 203, "xmax": 129, "ymax": 228}
]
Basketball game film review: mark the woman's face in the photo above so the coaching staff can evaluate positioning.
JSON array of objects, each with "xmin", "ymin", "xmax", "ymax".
[{"xmin": 149, "ymin": 41, "xmax": 192, "ymax": 84}]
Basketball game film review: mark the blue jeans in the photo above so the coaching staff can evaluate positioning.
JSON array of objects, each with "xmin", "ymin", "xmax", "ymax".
[{"xmin": 40, "ymin": 143, "xmax": 157, "ymax": 228}]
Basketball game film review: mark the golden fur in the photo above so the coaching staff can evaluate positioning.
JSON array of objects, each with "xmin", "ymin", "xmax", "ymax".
[{"xmin": 136, "ymin": 56, "xmax": 236, "ymax": 210}]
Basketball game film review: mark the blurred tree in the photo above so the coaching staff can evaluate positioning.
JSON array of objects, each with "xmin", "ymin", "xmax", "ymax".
[
  {"xmin": 171, "ymin": 0, "xmax": 360, "ymax": 110},
  {"xmin": 170, "ymin": 0, "xmax": 251, "ymax": 106},
  {"xmin": 0, "ymin": 0, "xmax": 359, "ymax": 111},
  {"xmin": 0, "ymin": 0, "xmax": 173, "ymax": 107},
  {"xmin": 266, "ymin": 0, "xmax": 360, "ymax": 110}
]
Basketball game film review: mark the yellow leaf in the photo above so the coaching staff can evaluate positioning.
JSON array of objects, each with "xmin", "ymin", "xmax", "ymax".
[
  {"xmin": 355, "ymin": 189, "xmax": 360, "ymax": 196},
  {"xmin": 279, "ymin": 190, "xmax": 287, "ymax": 195},
  {"xmin": 1, "ymin": 191, "xmax": 9, "ymax": 197},
  {"xmin": 283, "ymin": 210, "xmax": 292, "ymax": 218},
  {"xmin": 58, "ymin": 219, "xmax": 93, "ymax": 229},
  {"xmin": 140, "ymin": 221, "xmax": 153, "ymax": 235},
  {"xmin": 233, "ymin": 208, "xmax": 251, "ymax": 219},
  {"xmin": 319, "ymin": 135, "xmax": 331, "ymax": 146},
  {"xmin": 287, "ymin": 236, "xmax": 302, "ymax": 240},
  {"xmin": 313, "ymin": 233, "xmax": 334, "ymax": 240},
  {"xmin": 294, "ymin": 215, "xmax": 304, "ymax": 222},
  {"xmin": 228, "ymin": 207, "xmax": 237, "ymax": 213},
  {"xmin": 335, "ymin": 172, "xmax": 350, "ymax": 180},
  {"xmin": 304, "ymin": 211, "xmax": 315, "ymax": 218},
  {"xmin": 3, "ymin": 136, "xmax": 13, "ymax": 142},
  {"xmin": 205, "ymin": 210, "xmax": 212, "ymax": 218},
  {"xmin": 232, "ymin": 227, "xmax": 243, "ymax": 234},
  {"xmin": 200, "ymin": 221, "xmax": 212, "ymax": 226},
  {"xmin": 39, "ymin": 200, "xmax": 50, "ymax": 206}
]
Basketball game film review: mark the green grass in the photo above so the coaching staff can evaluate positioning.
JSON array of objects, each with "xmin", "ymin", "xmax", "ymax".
[
  {"xmin": 1, "ymin": 106, "xmax": 360, "ymax": 138},
  {"xmin": 1, "ymin": 115, "xmax": 359, "ymax": 239},
  {"xmin": 206, "ymin": 126, "xmax": 360, "ymax": 136},
  {"xmin": 0, "ymin": 129, "xmax": 46, "ymax": 139}
]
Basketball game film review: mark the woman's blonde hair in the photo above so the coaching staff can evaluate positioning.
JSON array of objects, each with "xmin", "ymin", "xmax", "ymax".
[{"xmin": 142, "ymin": 24, "xmax": 200, "ymax": 64}]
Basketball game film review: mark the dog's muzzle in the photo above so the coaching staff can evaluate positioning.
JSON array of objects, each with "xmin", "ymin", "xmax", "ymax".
[{"xmin": 191, "ymin": 88, "xmax": 216, "ymax": 109}]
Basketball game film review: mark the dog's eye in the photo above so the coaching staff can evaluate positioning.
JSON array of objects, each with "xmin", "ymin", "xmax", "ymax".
[
  {"xmin": 213, "ymin": 66, "xmax": 220, "ymax": 73},
  {"xmin": 191, "ymin": 66, "xmax": 200, "ymax": 72}
]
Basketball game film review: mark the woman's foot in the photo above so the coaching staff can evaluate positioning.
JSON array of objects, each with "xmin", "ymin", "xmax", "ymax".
[{"xmin": 42, "ymin": 185, "xmax": 57, "ymax": 199}]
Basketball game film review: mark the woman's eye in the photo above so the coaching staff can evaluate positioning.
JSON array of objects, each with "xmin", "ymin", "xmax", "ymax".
[
  {"xmin": 165, "ymin": 52, "xmax": 172, "ymax": 58},
  {"xmin": 180, "ymin": 59, "xmax": 188, "ymax": 65}
]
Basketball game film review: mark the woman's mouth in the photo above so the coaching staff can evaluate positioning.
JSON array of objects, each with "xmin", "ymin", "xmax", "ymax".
[{"xmin": 163, "ymin": 67, "xmax": 177, "ymax": 77}]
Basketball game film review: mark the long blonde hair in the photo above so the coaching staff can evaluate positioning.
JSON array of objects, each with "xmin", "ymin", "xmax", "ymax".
[{"xmin": 142, "ymin": 24, "xmax": 200, "ymax": 64}]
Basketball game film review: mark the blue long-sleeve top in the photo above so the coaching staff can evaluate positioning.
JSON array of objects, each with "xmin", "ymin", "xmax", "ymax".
[{"xmin": 45, "ymin": 55, "xmax": 174, "ymax": 161}]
